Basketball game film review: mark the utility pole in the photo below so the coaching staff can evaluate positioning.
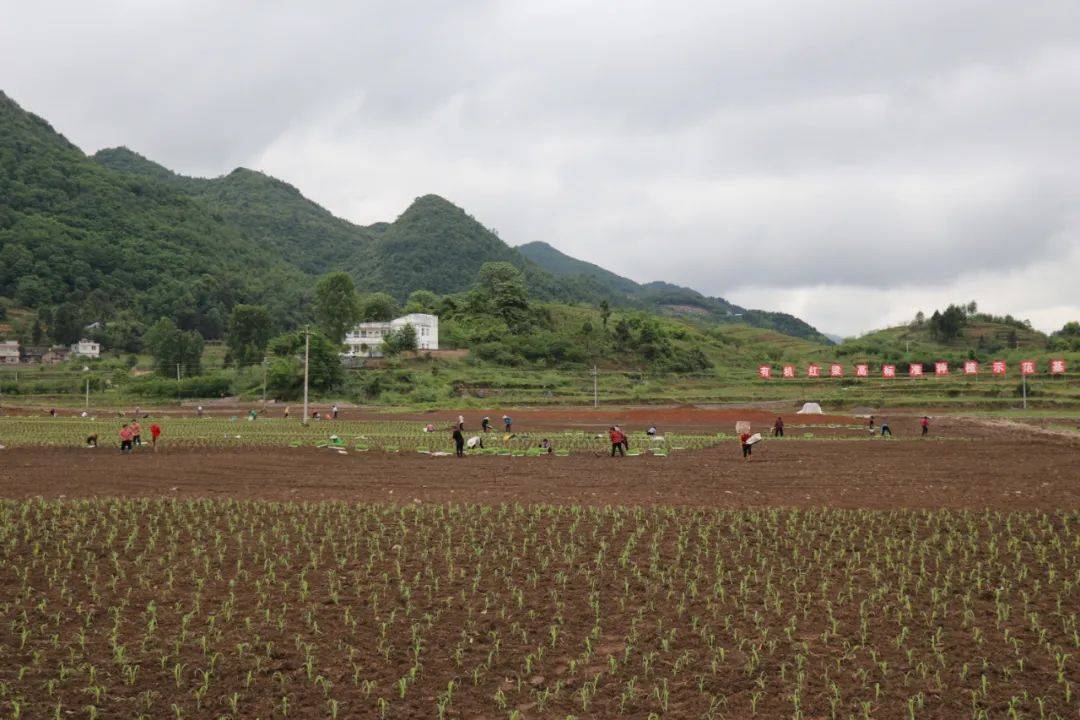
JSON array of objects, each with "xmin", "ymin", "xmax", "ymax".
[
  {"xmin": 85, "ymin": 376, "xmax": 90, "ymax": 410},
  {"xmin": 302, "ymin": 328, "xmax": 311, "ymax": 425},
  {"xmin": 592, "ymin": 365, "xmax": 598, "ymax": 408},
  {"xmin": 176, "ymin": 362, "xmax": 182, "ymax": 404},
  {"xmin": 1022, "ymin": 372, "xmax": 1028, "ymax": 411}
]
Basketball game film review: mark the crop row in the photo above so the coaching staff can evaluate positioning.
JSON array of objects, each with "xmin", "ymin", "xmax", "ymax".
[{"xmin": 0, "ymin": 500, "xmax": 1075, "ymax": 719}]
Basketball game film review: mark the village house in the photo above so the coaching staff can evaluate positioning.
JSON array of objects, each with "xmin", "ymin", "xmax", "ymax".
[
  {"xmin": 70, "ymin": 339, "xmax": 100, "ymax": 359},
  {"xmin": 19, "ymin": 346, "xmax": 46, "ymax": 364},
  {"xmin": 41, "ymin": 346, "xmax": 71, "ymax": 365},
  {"xmin": 344, "ymin": 313, "xmax": 438, "ymax": 358},
  {"xmin": 0, "ymin": 340, "xmax": 20, "ymax": 365}
]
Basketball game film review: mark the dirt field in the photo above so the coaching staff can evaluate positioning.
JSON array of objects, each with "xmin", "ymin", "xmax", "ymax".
[
  {"xmin": 3, "ymin": 417, "xmax": 1077, "ymax": 509},
  {"xmin": 2, "ymin": 411, "xmax": 1078, "ymax": 719}
]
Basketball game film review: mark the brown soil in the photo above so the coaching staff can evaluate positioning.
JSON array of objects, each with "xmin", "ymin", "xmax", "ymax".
[
  {"xmin": 2, "ymin": 417, "xmax": 1078, "ymax": 719},
  {"xmin": 4, "ymin": 420, "xmax": 1077, "ymax": 509}
]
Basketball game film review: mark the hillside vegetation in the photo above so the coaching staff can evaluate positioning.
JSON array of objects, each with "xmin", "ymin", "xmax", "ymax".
[
  {"xmin": 1, "ymin": 91, "xmax": 832, "ymax": 351},
  {"xmin": 519, "ymin": 241, "xmax": 831, "ymax": 342}
]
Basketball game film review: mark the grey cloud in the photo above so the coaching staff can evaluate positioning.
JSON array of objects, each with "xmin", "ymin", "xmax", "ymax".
[{"xmin": 2, "ymin": 0, "xmax": 1078, "ymax": 333}]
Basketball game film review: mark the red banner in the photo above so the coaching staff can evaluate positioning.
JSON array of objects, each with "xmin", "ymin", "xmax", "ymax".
[
  {"xmin": 830, "ymin": 363, "xmax": 843, "ymax": 377},
  {"xmin": 909, "ymin": 363, "xmax": 923, "ymax": 377},
  {"xmin": 758, "ymin": 365, "xmax": 772, "ymax": 379},
  {"xmin": 1050, "ymin": 359, "xmax": 1067, "ymax": 374},
  {"xmin": 782, "ymin": 365, "xmax": 795, "ymax": 378},
  {"xmin": 882, "ymin": 364, "xmax": 896, "ymax": 378},
  {"xmin": 807, "ymin": 364, "xmax": 821, "ymax": 378},
  {"xmin": 855, "ymin": 364, "xmax": 869, "ymax": 377},
  {"xmin": 1020, "ymin": 360, "xmax": 1036, "ymax": 375},
  {"xmin": 992, "ymin": 360, "xmax": 1006, "ymax": 376},
  {"xmin": 963, "ymin": 361, "xmax": 979, "ymax": 375},
  {"xmin": 935, "ymin": 361, "xmax": 949, "ymax": 376}
]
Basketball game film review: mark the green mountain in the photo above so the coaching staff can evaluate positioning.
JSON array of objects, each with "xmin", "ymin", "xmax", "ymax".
[
  {"xmin": 516, "ymin": 240, "xmax": 641, "ymax": 295},
  {"xmin": 518, "ymin": 241, "xmax": 830, "ymax": 343},
  {"xmin": 93, "ymin": 147, "xmax": 376, "ymax": 274},
  {"xmin": 2, "ymin": 89, "xmax": 828, "ymax": 346},
  {"xmin": 0, "ymin": 91, "xmax": 311, "ymax": 339}
]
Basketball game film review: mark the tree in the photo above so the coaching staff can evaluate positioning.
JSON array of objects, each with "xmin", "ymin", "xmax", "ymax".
[
  {"xmin": 143, "ymin": 318, "xmax": 204, "ymax": 377},
  {"xmin": 404, "ymin": 290, "xmax": 440, "ymax": 314},
  {"xmin": 267, "ymin": 330, "xmax": 343, "ymax": 397},
  {"xmin": 914, "ymin": 311, "xmax": 925, "ymax": 326},
  {"xmin": 383, "ymin": 323, "xmax": 418, "ymax": 356},
  {"xmin": 360, "ymin": 292, "xmax": 400, "ymax": 322},
  {"xmin": 474, "ymin": 262, "xmax": 529, "ymax": 326},
  {"xmin": 600, "ymin": 300, "xmax": 611, "ymax": 329},
  {"xmin": 50, "ymin": 302, "xmax": 84, "ymax": 345},
  {"xmin": 15, "ymin": 275, "xmax": 50, "ymax": 307},
  {"xmin": 966, "ymin": 300, "xmax": 978, "ymax": 316},
  {"xmin": 0, "ymin": 244, "xmax": 33, "ymax": 294},
  {"xmin": 226, "ymin": 304, "xmax": 272, "ymax": 366},
  {"xmin": 928, "ymin": 304, "xmax": 966, "ymax": 342},
  {"xmin": 313, "ymin": 272, "xmax": 362, "ymax": 343},
  {"xmin": 101, "ymin": 311, "xmax": 145, "ymax": 353}
]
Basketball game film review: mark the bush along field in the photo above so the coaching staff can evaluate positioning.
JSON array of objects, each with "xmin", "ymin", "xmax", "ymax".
[{"xmin": 0, "ymin": 501, "xmax": 1076, "ymax": 720}]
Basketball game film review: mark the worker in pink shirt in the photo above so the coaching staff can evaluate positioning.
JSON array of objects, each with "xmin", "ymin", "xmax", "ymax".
[{"xmin": 119, "ymin": 424, "xmax": 134, "ymax": 453}]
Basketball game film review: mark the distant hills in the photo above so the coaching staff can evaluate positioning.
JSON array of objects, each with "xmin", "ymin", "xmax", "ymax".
[
  {"xmin": 2, "ymin": 89, "xmax": 829, "ymax": 342},
  {"xmin": 518, "ymin": 241, "xmax": 831, "ymax": 342}
]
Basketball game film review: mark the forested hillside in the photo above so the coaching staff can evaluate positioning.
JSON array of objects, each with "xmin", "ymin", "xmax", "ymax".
[
  {"xmin": 1, "ymin": 89, "xmax": 830, "ymax": 353},
  {"xmin": 519, "ymin": 241, "xmax": 831, "ymax": 343},
  {"xmin": 0, "ymin": 91, "xmax": 312, "ymax": 343}
]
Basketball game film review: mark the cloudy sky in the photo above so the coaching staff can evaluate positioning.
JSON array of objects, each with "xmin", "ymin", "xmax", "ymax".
[{"xmin": 3, "ymin": 0, "xmax": 1078, "ymax": 336}]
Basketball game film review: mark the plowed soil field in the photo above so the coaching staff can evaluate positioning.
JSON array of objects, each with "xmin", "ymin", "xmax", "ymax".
[{"xmin": 1, "ymin": 410, "xmax": 1077, "ymax": 719}]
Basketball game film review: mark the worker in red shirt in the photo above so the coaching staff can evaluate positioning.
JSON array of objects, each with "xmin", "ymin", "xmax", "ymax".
[
  {"xmin": 920, "ymin": 416, "xmax": 930, "ymax": 437},
  {"xmin": 119, "ymin": 424, "xmax": 134, "ymax": 453},
  {"xmin": 150, "ymin": 423, "xmax": 162, "ymax": 451},
  {"xmin": 609, "ymin": 427, "xmax": 625, "ymax": 457},
  {"xmin": 740, "ymin": 431, "xmax": 753, "ymax": 461}
]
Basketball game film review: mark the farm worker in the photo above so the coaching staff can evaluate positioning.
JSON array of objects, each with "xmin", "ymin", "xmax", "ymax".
[
  {"xmin": 85, "ymin": 433, "xmax": 98, "ymax": 448},
  {"xmin": 503, "ymin": 415, "xmax": 512, "ymax": 432},
  {"xmin": 868, "ymin": 416, "xmax": 875, "ymax": 435},
  {"xmin": 773, "ymin": 417, "xmax": 784, "ymax": 437},
  {"xmin": 646, "ymin": 426, "xmax": 657, "ymax": 436},
  {"xmin": 452, "ymin": 425, "xmax": 465, "ymax": 458},
  {"xmin": 466, "ymin": 435, "xmax": 483, "ymax": 450},
  {"xmin": 284, "ymin": 406, "xmax": 290, "ymax": 419},
  {"xmin": 130, "ymin": 420, "xmax": 142, "ymax": 446},
  {"xmin": 920, "ymin": 416, "xmax": 930, "ymax": 437},
  {"xmin": 609, "ymin": 427, "xmax": 625, "ymax": 457},
  {"xmin": 540, "ymin": 438, "xmax": 553, "ymax": 454},
  {"xmin": 424, "ymin": 423, "xmax": 436, "ymax": 433},
  {"xmin": 119, "ymin": 424, "xmax": 133, "ymax": 453},
  {"xmin": 197, "ymin": 406, "xmax": 204, "ymax": 418},
  {"xmin": 457, "ymin": 414, "xmax": 465, "ymax": 430},
  {"xmin": 332, "ymin": 404, "xmax": 339, "ymax": 419},
  {"xmin": 880, "ymin": 419, "xmax": 892, "ymax": 438},
  {"xmin": 248, "ymin": 409, "xmax": 258, "ymax": 421},
  {"xmin": 740, "ymin": 431, "xmax": 753, "ymax": 461},
  {"xmin": 614, "ymin": 426, "xmax": 629, "ymax": 452},
  {"xmin": 482, "ymin": 416, "xmax": 491, "ymax": 432},
  {"xmin": 150, "ymin": 423, "xmax": 161, "ymax": 451},
  {"xmin": 50, "ymin": 408, "xmax": 57, "ymax": 417}
]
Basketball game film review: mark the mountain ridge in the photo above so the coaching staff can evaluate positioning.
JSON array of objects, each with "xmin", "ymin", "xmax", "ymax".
[
  {"xmin": 2, "ymin": 89, "xmax": 829, "ymax": 343},
  {"xmin": 518, "ymin": 241, "xmax": 830, "ymax": 343}
]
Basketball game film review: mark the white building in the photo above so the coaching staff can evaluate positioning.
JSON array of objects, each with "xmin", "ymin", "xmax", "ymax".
[
  {"xmin": 0, "ymin": 340, "xmax": 19, "ymax": 365},
  {"xmin": 70, "ymin": 339, "xmax": 101, "ymax": 359},
  {"xmin": 344, "ymin": 313, "xmax": 438, "ymax": 357}
]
